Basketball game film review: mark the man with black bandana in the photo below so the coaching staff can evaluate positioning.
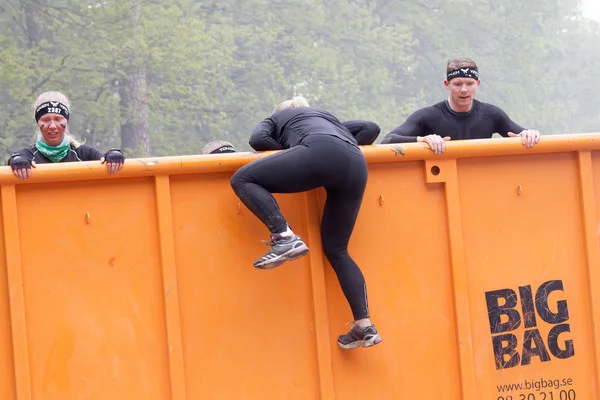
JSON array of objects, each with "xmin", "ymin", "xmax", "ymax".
[{"xmin": 381, "ymin": 58, "xmax": 541, "ymax": 154}]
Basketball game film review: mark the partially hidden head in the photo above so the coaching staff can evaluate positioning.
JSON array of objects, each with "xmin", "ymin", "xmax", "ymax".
[
  {"xmin": 33, "ymin": 91, "xmax": 81, "ymax": 147},
  {"xmin": 274, "ymin": 95, "xmax": 310, "ymax": 112},
  {"xmin": 202, "ymin": 140, "xmax": 236, "ymax": 155},
  {"xmin": 444, "ymin": 58, "xmax": 481, "ymax": 111}
]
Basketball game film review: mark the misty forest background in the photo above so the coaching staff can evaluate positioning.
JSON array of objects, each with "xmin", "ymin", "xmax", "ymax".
[{"xmin": 1, "ymin": 0, "xmax": 599, "ymax": 159}]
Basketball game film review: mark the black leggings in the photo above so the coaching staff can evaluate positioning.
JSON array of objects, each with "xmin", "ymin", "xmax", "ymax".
[{"xmin": 230, "ymin": 134, "xmax": 370, "ymax": 320}]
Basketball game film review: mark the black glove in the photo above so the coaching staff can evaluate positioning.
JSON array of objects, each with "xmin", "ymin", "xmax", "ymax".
[
  {"xmin": 102, "ymin": 149, "xmax": 125, "ymax": 164},
  {"xmin": 8, "ymin": 155, "xmax": 32, "ymax": 171}
]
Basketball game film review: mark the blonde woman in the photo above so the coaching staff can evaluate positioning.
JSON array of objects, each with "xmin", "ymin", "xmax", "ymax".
[
  {"xmin": 230, "ymin": 96, "xmax": 382, "ymax": 349},
  {"xmin": 7, "ymin": 91, "xmax": 125, "ymax": 180}
]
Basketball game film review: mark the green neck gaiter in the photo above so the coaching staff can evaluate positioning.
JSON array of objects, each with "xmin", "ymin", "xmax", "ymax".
[{"xmin": 35, "ymin": 133, "xmax": 70, "ymax": 162}]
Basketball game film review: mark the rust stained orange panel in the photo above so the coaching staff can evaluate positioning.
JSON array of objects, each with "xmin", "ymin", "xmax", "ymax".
[
  {"xmin": 459, "ymin": 153, "xmax": 595, "ymax": 399},
  {"xmin": 0, "ymin": 190, "xmax": 17, "ymax": 399},
  {"xmin": 170, "ymin": 173, "xmax": 320, "ymax": 400},
  {"xmin": 324, "ymin": 162, "xmax": 462, "ymax": 400},
  {"xmin": 16, "ymin": 178, "xmax": 170, "ymax": 400}
]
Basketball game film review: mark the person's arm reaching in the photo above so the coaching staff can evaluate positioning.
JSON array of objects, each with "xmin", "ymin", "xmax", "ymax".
[
  {"xmin": 493, "ymin": 106, "xmax": 540, "ymax": 148},
  {"xmin": 381, "ymin": 109, "xmax": 450, "ymax": 155},
  {"xmin": 79, "ymin": 145, "xmax": 125, "ymax": 174},
  {"xmin": 494, "ymin": 107, "xmax": 526, "ymax": 138},
  {"xmin": 80, "ymin": 145, "xmax": 103, "ymax": 161},
  {"xmin": 249, "ymin": 118, "xmax": 284, "ymax": 151},
  {"xmin": 341, "ymin": 120, "xmax": 381, "ymax": 145},
  {"xmin": 380, "ymin": 112, "xmax": 425, "ymax": 144}
]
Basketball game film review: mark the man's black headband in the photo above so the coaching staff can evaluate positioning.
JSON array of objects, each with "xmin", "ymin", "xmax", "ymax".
[
  {"xmin": 210, "ymin": 145, "xmax": 236, "ymax": 154},
  {"xmin": 35, "ymin": 101, "xmax": 70, "ymax": 122},
  {"xmin": 447, "ymin": 67, "xmax": 479, "ymax": 81}
]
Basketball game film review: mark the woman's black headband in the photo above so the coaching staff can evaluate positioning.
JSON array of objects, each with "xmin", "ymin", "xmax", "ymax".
[{"xmin": 35, "ymin": 101, "xmax": 70, "ymax": 122}]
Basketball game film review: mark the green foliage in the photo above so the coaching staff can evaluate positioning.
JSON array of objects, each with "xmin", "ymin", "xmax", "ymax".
[
  {"xmin": 375, "ymin": 0, "xmax": 599, "ymax": 135},
  {"xmin": 0, "ymin": 0, "xmax": 598, "ymax": 160}
]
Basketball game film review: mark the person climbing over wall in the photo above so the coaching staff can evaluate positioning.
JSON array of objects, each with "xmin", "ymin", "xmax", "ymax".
[
  {"xmin": 230, "ymin": 95, "xmax": 382, "ymax": 349},
  {"xmin": 201, "ymin": 120, "xmax": 379, "ymax": 156}
]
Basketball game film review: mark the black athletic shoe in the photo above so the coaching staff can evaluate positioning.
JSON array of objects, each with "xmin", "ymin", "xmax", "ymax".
[
  {"xmin": 253, "ymin": 234, "xmax": 309, "ymax": 269},
  {"xmin": 338, "ymin": 324, "xmax": 382, "ymax": 349}
]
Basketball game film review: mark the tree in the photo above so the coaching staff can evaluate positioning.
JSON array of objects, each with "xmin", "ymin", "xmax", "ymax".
[
  {"xmin": 0, "ymin": 0, "xmax": 240, "ymax": 157},
  {"xmin": 0, "ymin": 0, "xmax": 598, "ymax": 160},
  {"xmin": 196, "ymin": 0, "xmax": 419, "ymax": 144},
  {"xmin": 374, "ymin": 0, "xmax": 592, "ymax": 135}
]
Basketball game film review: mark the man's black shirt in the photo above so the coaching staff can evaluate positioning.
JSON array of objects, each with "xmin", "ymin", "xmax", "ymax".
[{"xmin": 381, "ymin": 100, "xmax": 525, "ymax": 144}]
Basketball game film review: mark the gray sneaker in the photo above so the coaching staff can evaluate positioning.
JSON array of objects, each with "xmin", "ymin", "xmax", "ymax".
[
  {"xmin": 253, "ymin": 234, "xmax": 309, "ymax": 269},
  {"xmin": 338, "ymin": 324, "xmax": 382, "ymax": 349}
]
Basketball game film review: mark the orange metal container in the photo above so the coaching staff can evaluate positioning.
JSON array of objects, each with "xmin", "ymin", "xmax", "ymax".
[{"xmin": 1, "ymin": 133, "xmax": 599, "ymax": 400}]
